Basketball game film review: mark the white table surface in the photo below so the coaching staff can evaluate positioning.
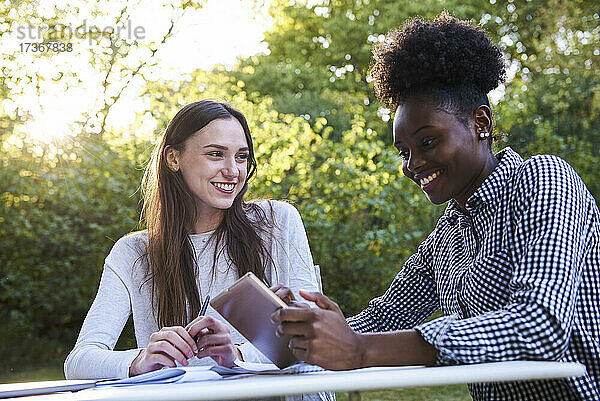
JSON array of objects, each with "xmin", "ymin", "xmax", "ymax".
[{"xmin": 12, "ymin": 361, "xmax": 586, "ymax": 401}]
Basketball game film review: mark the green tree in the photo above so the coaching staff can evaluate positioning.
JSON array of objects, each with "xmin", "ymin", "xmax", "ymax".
[
  {"xmin": 0, "ymin": 131, "xmax": 143, "ymax": 369},
  {"xmin": 234, "ymin": 0, "xmax": 484, "ymax": 143}
]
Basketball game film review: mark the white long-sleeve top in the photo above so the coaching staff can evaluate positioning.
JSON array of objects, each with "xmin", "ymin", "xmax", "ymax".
[{"xmin": 64, "ymin": 200, "xmax": 321, "ymax": 380}]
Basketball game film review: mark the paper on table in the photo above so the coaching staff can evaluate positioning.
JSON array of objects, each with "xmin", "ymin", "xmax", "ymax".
[
  {"xmin": 177, "ymin": 367, "xmax": 223, "ymax": 383},
  {"xmin": 97, "ymin": 361, "xmax": 324, "ymax": 388},
  {"xmin": 97, "ymin": 366, "xmax": 222, "ymax": 387},
  {"xmin": 227, "ymin": 361, "xmax": 325, "ymax": 374}
]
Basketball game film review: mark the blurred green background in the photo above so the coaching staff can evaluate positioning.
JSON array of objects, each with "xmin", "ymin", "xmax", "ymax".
[{"xmin": 0, "ymin": 2, "xmax": 598, "ymax": 395}]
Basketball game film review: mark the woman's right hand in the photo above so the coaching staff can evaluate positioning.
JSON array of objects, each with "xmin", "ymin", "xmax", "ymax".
[{"xmin": 129, "ymin": 326, "xmax": 198, "ymax": 376}]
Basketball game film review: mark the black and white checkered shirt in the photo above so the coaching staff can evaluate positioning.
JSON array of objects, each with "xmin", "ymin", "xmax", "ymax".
[{"xmin": 347, "ymin": 147, "xmax": 599, "ymax": 400}]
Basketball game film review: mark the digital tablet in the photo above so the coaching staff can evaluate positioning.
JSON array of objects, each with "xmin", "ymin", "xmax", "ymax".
[{"xmin": 211, "ymin": 272, "xmax": 297, "ymax": 368}]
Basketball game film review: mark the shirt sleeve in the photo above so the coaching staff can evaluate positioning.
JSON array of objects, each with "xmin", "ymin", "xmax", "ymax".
[
  {"xmin": 347, "ymin": 234, "xmax": 440, "ymax": 333},
  {"xmin": 285, "ymin": 202, "xmax": 321, "ymax": 296},
  {"xmin": 416, "ymin": 156, "xmax": 592, "ymax": 365},
  {"xmin": 270, "ymin": 201, "xmax": 321, "ymax": 297},
  {"xmin": 64, "ymin": 252, "xmax": 142, "ymax": 379}
]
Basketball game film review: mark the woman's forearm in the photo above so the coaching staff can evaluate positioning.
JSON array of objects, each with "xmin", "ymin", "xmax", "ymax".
[{"xmin": 357, "ymin": 329, "xmax": 438, "ymax": 367}]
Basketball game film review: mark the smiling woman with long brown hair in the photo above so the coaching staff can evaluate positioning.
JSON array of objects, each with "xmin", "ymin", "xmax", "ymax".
[{"xmin": 64, "ymin": 101, "xmax": 328, "ymax": 401}]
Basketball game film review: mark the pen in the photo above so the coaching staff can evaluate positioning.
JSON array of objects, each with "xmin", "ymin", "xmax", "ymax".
[
  {"xmin": 199, "ymin": 294, "xmax": 210, "ymax": 317},
  {"xmin": 193, "ymin": 295, "xmax": 210, "ymax": 343}
]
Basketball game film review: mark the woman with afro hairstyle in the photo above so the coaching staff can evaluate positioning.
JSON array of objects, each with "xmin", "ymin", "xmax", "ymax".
[{"xmin": 272, "ymin": 11, "xmax": 599, "ymax": 400}]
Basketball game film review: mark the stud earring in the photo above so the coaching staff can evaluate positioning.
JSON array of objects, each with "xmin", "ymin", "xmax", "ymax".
[{"xmin": 478, "ymin": 129, "xmax": 489, "ymax": 139}]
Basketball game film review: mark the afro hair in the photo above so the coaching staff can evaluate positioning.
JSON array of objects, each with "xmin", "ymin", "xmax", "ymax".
[{"xmin": 371, "ymin": 11, "xmax": 506, "ymax": 114}]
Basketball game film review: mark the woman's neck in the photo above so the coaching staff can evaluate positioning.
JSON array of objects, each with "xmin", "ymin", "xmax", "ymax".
[
  {"xmin": 455, "ymin": 150, "xmax": 498, "ymax": 213},
  {"xmin": 192, "ymin": 209, "xmax": 224, "ymax": 234}
]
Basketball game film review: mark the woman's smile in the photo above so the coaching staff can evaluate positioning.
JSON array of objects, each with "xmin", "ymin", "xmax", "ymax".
[
  {"xmin": 211, "ymin": 181, "xmax": 237, "ymax": 194},
  {"xmin": 414, "ymin": 169, "xmax": 444, "ymax": 191}
]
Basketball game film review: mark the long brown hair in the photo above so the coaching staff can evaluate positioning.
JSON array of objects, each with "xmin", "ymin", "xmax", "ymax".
[{"xmin": 141, "ymin": 100, "xmax": 274, "ymax": 328}]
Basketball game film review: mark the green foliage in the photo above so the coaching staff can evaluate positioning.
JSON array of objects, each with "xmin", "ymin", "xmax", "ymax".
[
  {"xmin": 234, "ymin": 0, "xmax": 483, "ymax": 143},
  {"xmin": 335, "ymin": 385, "xmax": 470, "ymax": 401},
  {"xmin": 0, "ymin": 0, "xmax": 205, "ymax": 370},
  {"xmin": 0, "ymin": 132, "xmax": 144, "ymax": 371},
  {"xmin": 286, "ymin": 123, "xmax": 443, "ymax": 314}
]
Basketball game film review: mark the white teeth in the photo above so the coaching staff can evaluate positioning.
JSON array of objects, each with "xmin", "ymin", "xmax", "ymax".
[
  {"xmin": 419, "ymin": 171, "xmax": 441, "ymax": 186},
  {"xmin": 213, "ymin": 182, "xmax": 235, "ymax": 191}
]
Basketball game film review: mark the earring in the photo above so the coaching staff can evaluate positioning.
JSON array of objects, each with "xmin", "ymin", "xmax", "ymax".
[
  {"xmin": 478, "ymin": 129, "xmax": 489, "ymax": 139},
  {"xmin": 169, "ymin": 165, "xmax": 179, "ymax": 172}
]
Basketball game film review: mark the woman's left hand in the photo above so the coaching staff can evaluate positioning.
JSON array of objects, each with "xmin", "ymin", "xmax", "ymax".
[
  {"xmin": 270, "ymin": 284, "xmax": 310, "ymax": 308},
  {"xmin": 270, "ymin": 284, "xmax": 297, "ymax": 305},
  {"xmin": 185, "ymin": 316, "xmax": 241, "ymax": 367}
]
